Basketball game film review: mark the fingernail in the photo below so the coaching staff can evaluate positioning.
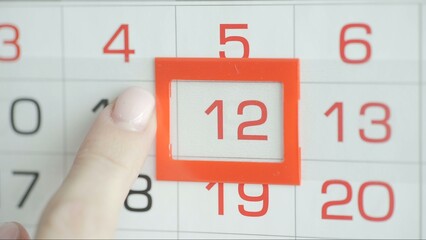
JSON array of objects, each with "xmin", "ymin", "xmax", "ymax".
[
  {"xmin": 112, "ymin": 87, "xmax": 155, "ymax": 131},
  {"xmin": 0, "ymin": 222, "xmax": 19, "ymax": 239}
]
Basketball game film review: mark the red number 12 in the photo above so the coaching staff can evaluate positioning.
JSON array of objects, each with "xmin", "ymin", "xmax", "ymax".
[{"xmin": 205, "ymin": 100, "xmax": 268, "ymax": 140}]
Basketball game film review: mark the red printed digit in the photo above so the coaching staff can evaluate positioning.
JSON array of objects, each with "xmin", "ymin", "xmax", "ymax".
[
  {"xmin": 340, "ymin": 23, "xmax": 372, "ymax": 64},
  {"xmin": 325, "ymin": 102, "xmax": 343, "ymax": 142},
  {"xmin": 322, "ymin": 180, "xmax": 394, "ymax": 222},
  {"xmin": 237, "ymin": 100, "xmax": 268, "ymax": 140},
  {"xmin": 0, "ymin": 24, "xmax": 20, "ymax": 61},
  {"xmin": 358, "ymin": 181, "xmax": 394, "ymax": 221},
  {"xmin": 238, "ymin": 184, "xmax": 269, "ymax": 217},
  {"xmin": 206, "ymin": 182, "xmax": 224, "ymax": 215},
  {"xmin": 321, "ymin": 180, "xmax": 353, "ymax": 220},
  {"xmin": 206, "ymin": 100, "xmax": 267, "ymax": 141},
  {"xmin": 103, "ymin": 24, "xmax": 135, "ymax": 62},
  {"xmin": 325, "ymin": 102, "xmax": 391, "ymax": 143},
  {"xmin": 205, "ymin": 100, "xmax": 224, "ymax": 140},
  {"xmin": 219, "ymin": 24, "xmax": 249, "ymax": 58},
  {"xmin": 359, "ymin": 103, "xmax": 391, "ymax": 143}
]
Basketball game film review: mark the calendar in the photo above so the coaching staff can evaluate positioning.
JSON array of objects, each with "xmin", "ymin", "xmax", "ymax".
[{"xmin": 0, "ymin": 0, "xmax": 424, "ymax": 239}]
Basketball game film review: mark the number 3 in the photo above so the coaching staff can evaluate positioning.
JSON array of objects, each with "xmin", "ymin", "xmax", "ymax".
[{"xmin": 0, "ymin": 24, "xmax": 20, "ymax": 61}]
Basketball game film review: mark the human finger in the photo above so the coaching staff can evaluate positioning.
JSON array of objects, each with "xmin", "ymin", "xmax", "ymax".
[{"xmin": 36, "ymin": 87, "xmax": 156, "ymax": 238}]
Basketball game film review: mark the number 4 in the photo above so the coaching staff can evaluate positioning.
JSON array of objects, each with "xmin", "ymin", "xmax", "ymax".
[{"xmin": 103, "ymin": 24, "xmax": 135, "ymax": 62}]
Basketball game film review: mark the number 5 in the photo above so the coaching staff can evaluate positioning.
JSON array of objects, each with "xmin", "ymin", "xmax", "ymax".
[{"xmin": 219, "ymin": 24, "xmax": 249, "ymax": 58}]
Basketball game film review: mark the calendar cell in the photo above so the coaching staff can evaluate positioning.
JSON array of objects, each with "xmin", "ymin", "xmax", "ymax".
[
  {"xmin": 156, "ymin": 58, "xmax": 299, "ymax": 184},
  {"xmin": 179, "ymin": 182, "xmax": 295, "ymax": 236},
  {"xmin": 300, "ymin": 84, "xmax": 419, "ymax": 162},
  {"xmin": 115, "ymin": 230, "xmax": 177, "ymax": 239},
  {"xmin": 176, "ymin": 6, "xmax": 293, "ymax": 57},
  {"xmin": 295, "ymin": 5, "xmax": 419, "ymax": 83},
  {"xmin": 0, "ymin": 7, "xmax": 62, "ymax": 80},
  {"xmin": 296, "ymin": 161, "xmax": 420, "ymax": 239},
  {"xmin": 117, "ymin": 156, "xmax": 178, "ymax": 232},
  {"xmin": 171, "ymin": 81, "xmax": 283, "ymax": 162},
  {"xmin": 63, "ymin": 6, "xmax": 175, "ymax": 81},
  {"xmin": 0, "ymin": 82, "xmax": 63, "ymax": 153},
  {"xmin": 0, "ymin": 154, "xmax": 63, "ymax": 225},
  {"xmin": 65, "ymin": 81, "xmax": 154, "ymax": 154}
]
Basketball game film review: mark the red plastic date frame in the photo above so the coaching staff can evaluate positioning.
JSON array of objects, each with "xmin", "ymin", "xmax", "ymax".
[{"xmin": 155, "ymin": 57, "xmax": 300, "ymax": 185}]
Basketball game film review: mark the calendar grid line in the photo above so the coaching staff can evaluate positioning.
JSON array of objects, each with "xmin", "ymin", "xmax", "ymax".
[
  {"xmin": 0, "ymin": 78, "xmax": 62, "ymax": 81},
  {"xmin": 1, "ymin": 151, "xmax": 421, "ymax": 165},
  {"xmin": 293, "ymin": 4, "xmax": 298, "ymax": 239},
  {"xmin": 0, "ymin": 77, "xmax": 421, "ymax": 85},
  {"xmin": 64, "ymin": 151, "xmax": 157, "ymax": 157},
  {"xmin": 302, "ymin": 158, "xmax": 421, "ymax": 165},
  {"xmin": 176, "ymin": 229, "xmax": 295, "ymax": 238},
  {"xmin": 117, "ymin": 228, "xmax": 178, "ymax": 233},
  {"xmin": 418, "ymin": 3, "xmax": 423, "ymax": 238},
  {"xmin": 174, "ymin": 4, "xmax": 180, "ymax": 239},
  {"xmin": 60, "ymin": 5, "xmax": 67, "ymax": 180},
  {"xmin": 0, "ymin": 151, "xmax": 65, "ymax": 156},
  {"xmin": 300, "ymin": 81, "xmax": 419, "ymax": 85},
  {"xmin": 115, "ymin": 228, "xmax": 302, "ymax": 239},
  {"xmin": 3, "ymin": 1, "xmax": 423, "ymax": 8},
  {"xmin": 61, "ymin": 79, "xmax": 155, "ymax": 82},
  {"xmin": 170, "ymin": 155, "xmax": 421, "ymax": 165}
]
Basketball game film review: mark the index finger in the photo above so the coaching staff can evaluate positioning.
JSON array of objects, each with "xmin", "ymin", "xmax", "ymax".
[{"xmin": 36, "ymin": 87, "xmax": 156, "ymax": 239}]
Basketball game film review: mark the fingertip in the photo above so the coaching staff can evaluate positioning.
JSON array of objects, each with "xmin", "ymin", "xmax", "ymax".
[
  {"xmin": 111, "ymin": 87, "xmax": 155, "ymax": 132},
  {"xmin": 0, "ymin": 222, "xmax": 30, "ymax": 240}
]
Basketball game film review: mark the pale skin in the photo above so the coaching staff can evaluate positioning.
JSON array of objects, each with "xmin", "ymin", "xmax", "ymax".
[{"xmin": 0, "ymin": 87, "xmax": 156, "ymax": 239}]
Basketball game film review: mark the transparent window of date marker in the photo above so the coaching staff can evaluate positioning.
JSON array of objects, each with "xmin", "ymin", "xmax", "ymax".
[{"xmin": 170, "ymin": 80, "xmax": 283, "ymax": 163}]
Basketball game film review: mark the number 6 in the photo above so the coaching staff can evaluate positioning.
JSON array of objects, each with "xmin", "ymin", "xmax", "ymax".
[{"xmin": 339, "ymin": 23, "xmax": 372, "ymax": 64}]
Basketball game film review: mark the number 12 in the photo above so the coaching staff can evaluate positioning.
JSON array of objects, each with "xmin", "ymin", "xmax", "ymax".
[{"xmin": 205, "ymin": 100, "xmax": 268, "ymax": 141}]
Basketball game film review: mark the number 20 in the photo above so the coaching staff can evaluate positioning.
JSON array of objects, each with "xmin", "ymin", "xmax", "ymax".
[{"xmin": 322, "ymin": 180, "xmax": 394, "ymax": 222}]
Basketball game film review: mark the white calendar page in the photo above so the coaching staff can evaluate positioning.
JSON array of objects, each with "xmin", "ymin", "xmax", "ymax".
[{"xmin": 0, "ymin": 1, "xmax": 424, "ymax": 239}]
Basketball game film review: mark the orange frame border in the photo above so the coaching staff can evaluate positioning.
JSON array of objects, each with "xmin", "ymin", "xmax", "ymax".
[{"xmin": 156, "ymin": 58, "xmax": 300, "ymax": 185}]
